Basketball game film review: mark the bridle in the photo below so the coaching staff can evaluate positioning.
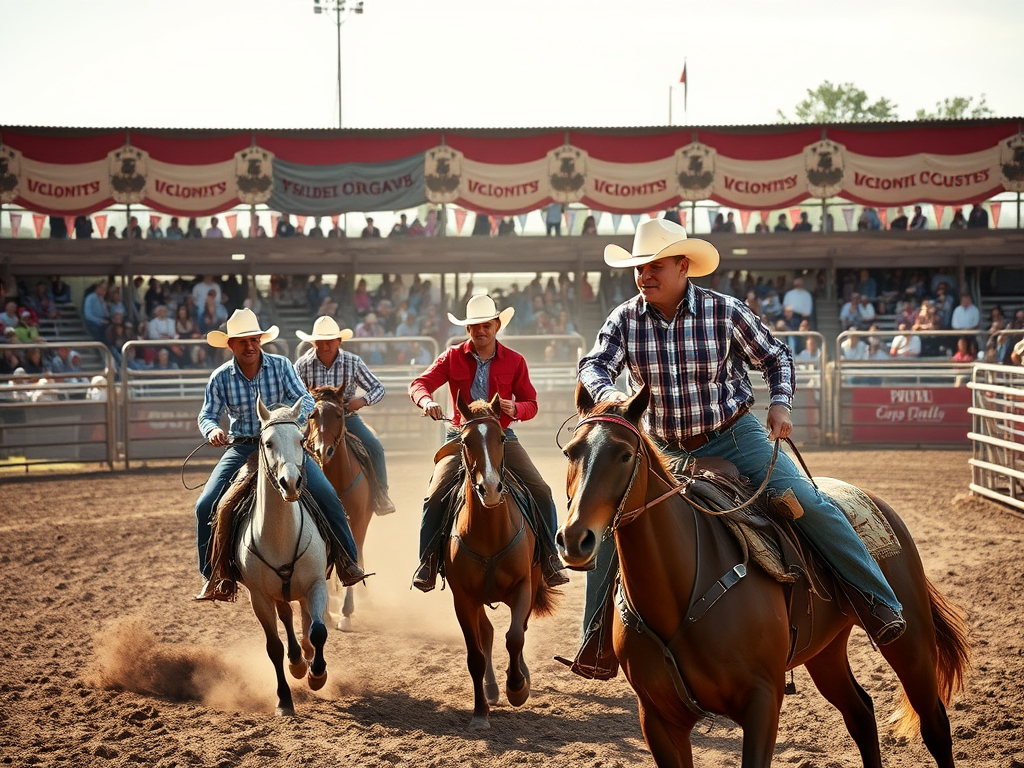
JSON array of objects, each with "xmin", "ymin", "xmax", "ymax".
[
  {"xmin": 459, "ymin": 414, "xmax": 507, "ymax": 508},
  {"xmin": 259, "ymin": 418, "xmax": 307, "ymax": 498},
  {"xmin": 306, "ymin": 399, "xmax": 346, "ymax": 468},
  {"xmin": 574, "ymin": 413, "xmax": 780, "ymax": 530}
]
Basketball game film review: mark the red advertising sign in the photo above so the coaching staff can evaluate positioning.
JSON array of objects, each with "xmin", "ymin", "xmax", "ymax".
[{"xmin": 847, "ymin": 387, "xmax": 971, "ymax": 444}]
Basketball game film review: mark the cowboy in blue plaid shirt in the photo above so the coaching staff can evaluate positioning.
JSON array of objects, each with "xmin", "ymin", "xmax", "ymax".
[
  {"xmin": 573, "ymin": 220, "xmax": 905, "ymax": 653},
  {"xmin": 193, "ymin": 308, "xmax": 365, "ymax": 601}
]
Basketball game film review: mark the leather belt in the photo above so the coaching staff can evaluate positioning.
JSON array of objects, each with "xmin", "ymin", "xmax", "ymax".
[
  {"xmin": 674, "ymin": 405, "xmax": 749, "ymax": 453},
  {"xmin": 229, "ymin": 436, "xmax": 259, "ymax": 445}
]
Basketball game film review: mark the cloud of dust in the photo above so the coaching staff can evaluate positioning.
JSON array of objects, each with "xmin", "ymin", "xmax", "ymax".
[{"xmin": 87, "ymin": 618, "xmax": 273, "ymax": 712}]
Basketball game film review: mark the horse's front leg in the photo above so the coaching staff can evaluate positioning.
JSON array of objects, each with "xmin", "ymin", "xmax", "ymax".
[
  {"xmin": 276, "ymin": 601, "xmax": 307, "ymax": 679},
  {"xmin": 638, "ymin": 699, "xmax": 696, "ymax": 768},
  {"xmin": 504, "ymin": 578, "xmax": 533, "ymax": 707},
  {"xmin": 453, "ymin": 594, "xmax": 491, "ymax": 730},
  {"xmin": 737, "ymin": 684, "xmax": 783, "ymax": 768},
  {"xmin": 301, "ymin": 581, "xmax": 330, "ymax": 691},
  {"xmin": 250, "ymin": 591, "xmax": 295, "ymax": 716}
]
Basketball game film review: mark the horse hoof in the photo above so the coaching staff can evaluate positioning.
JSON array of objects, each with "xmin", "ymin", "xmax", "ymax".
[
  {"xmin": 506, "ymin": 677, "xmax": 530, "ymax": 707},
  {"xmin": 275, "ymin": 706, "xmax": 295, "ymax": 717},
  {"xmin": 468, "ymin": 716, "xmax": 490, "ymax": 731},
  {"xmin": 337, "ymin": 616, "xmax": 353, "ymax": 632},
  {"xmin": 288, "ymin": 660, "xmax": 308, "ymax": 679},
  {"xmin": 308, "ymin": 669, "xmax": 328, "ymax": 691},
  {"xmin": 484, "ymin": 682, "xmax": 500, "ymax": 706}
]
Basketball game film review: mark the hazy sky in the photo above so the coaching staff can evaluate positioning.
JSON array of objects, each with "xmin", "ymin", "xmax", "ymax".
[{"xmin": 3, "ymin": 0, "xmax": 1022, "ymax": 130}]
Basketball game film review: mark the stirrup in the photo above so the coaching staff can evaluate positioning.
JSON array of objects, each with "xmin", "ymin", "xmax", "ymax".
[
  {"xmin": 412, "ymin": 558, "xmax": 437, "ymax": 593},
  {"xmin": 193, "ymin": 578, "xmax": 236, "ymax": 603}
]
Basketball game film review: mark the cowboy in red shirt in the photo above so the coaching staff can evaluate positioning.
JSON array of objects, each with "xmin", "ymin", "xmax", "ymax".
[{"xmin": 408, "ymin": 294, "xmax": 568, "ymax": 592}]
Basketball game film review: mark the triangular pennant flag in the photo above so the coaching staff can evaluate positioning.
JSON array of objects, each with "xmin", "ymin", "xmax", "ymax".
[
  {"xmin": 225, "ymin": 214, "xmax": 238, "ymax": 237},
  {"xmin": 453, "ymin": 208, "xmax": 468, "ymax": 235},
  {"xmin": 878, "ymin": 208, "xmax": 889, "ymax": 229},
  {"xmin": 739, "ymin": 210, "xmax": 751, "ymax": 233},
  {"xmin": 567, "ymin": 209, "xmax": 578, "ymax": 234},
  {"xmin": 64, "ymin": 216, "xmax": 76, "ymax": 238},
  {"xmin": 630, "ymin": 213, "xmax": 641, "ymax": 231},
  {"xmin": 706, "ymin": 208, "xmax": 719, "ymax": 230},
  {"xmin": 759, "ymin": 210, "xmax": 771, "ymax": 226},
  {"xmin": 842, "ymin": 207, "xmax": 855, "ymax": 231},
  {"xmin": 595, "ymin": 210, "xmax": 605, "ymax": 228},
  {"xmin": 490, "ymin": 215, "xmax": 501, "ymax": 236},
  {"xmin": 789, "ymin": 208, "xmax": 802, "ymax": 227},
  {"xmin": 9, "ymin": 212, "xmax": 21, "ymax": 238},
  {"xmin": 32, "ymin": 214, "xmax": 46, "ymax": 238},
  {"xmin": 295, "ymin": 215, "xmax": 307, "ymax": 233},
  {"xmin": 271, "ymin": 214, "xmax": 279, "ymax": 235},
  {"xmin": 647, "ymin": 209, "xmax": 661, "ymax": 220},
  {"xmin": 611, "ymin": 213, "xmax": 623, "ymax": 233},
  {"xmin": 990, "ymin": 203, "xmax": 1001, "ymax": 227},
  {"xmin": 932, "ymin": 205, "xmax": 945, "ymax": 228},
  {"xmin": 517, "ymin": 213, "xmax": 528, "ymax": 233},
  {"xmin": 680, "ymin": 210, "xmax": 687, "ymax": 230},
  {"xmin": 95, "ymin": 214, "xmax": 107, "ymax": 238}
]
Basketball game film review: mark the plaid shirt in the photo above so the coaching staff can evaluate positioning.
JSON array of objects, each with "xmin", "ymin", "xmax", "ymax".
[
  {"xmin": 198, "ymin": 352, "xmax": 314, "ymax": 440},
  {"xmin": 294, "ymin": 348, "xmax": 386, "ymax": 405},
  {"xmin": 578, "ymin": 281, "xmax": 794, "ymax": 443}
]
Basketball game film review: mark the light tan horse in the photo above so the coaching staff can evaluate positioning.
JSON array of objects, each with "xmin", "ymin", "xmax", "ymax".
[{"xmin": 306, "ymin": 386, "xmax": 374, "ymax": 631}]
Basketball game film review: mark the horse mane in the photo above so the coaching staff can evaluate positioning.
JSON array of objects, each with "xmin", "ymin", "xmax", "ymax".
[
  {"xmin": 582, "ymin": 400, "xmax": 678, "ymax": 486},
  {"xmin": 311, "ymin": 387, "xmax": 344, "ymax": 406},
  {"xmin": 465, "ymin": 399, "xmax": 501, "ymax": 420}
]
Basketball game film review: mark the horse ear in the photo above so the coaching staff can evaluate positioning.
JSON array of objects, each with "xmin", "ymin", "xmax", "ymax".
[
  {"xmin": 257, "ymin": 394, "xmax": 271, "ymax": 423},
  {"xmin": 289, "ymin": 397, "xmax": 304, "ymax": 420},
  {"xmin": 489, "ymin": 392, "xmax": 501, "ymax": 417},
  {"xmin": 575, "ymin": 380, "xmax": 595, "ymax": 414},
  {"xmin": 624, "ymin": 382, "xmax": 651, "ymax": 424},
  {"xmin": 456, "ymin": 391, "xmax": 472, "ymax": 420}
]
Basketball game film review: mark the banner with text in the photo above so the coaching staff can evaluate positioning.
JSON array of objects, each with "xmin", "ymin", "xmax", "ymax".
[
  {"xmin": 145, "ymin": 158, "xmax": 238, "ymax": 216},
  {"xmin": 454, "ymin": 156, "xmax": 549, "ymax": 215},
  {"xmin": 14, "ymin": 156, "xmax": 111, "ymax": 215},
  {"xmin": 269, "ymin": 154, "xmax": 425, "ymax": 215}
]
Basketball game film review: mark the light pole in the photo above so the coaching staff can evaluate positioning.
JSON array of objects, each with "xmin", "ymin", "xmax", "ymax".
[{"xmin": 313, "ymin": 0, "xmax": 365, "ymax": 129}]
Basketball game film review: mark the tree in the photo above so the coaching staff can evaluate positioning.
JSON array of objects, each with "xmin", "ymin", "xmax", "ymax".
[
  {"xmin": 778, "ymin": 81, "xmax": 898, "ymax": 123},
  {"xmin": 916, "ymin": 95, "xmax": 994, "ymax": 120}
]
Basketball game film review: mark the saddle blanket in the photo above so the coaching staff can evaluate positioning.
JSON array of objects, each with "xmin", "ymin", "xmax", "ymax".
[{"xmin": 815, "ymin": 477, "xmax": 903, "ymax": 560}]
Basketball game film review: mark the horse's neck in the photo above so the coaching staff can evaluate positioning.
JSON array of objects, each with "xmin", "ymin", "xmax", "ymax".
[
  {"xmin": 615, "ymin": 464, "xmax": 697, "ymax": 638},
  {"xmin": 458, "ymin": 483, "xmax": 520, "ymax": 552},
  {"xmin": 325, "ymin": 437, "xmax": 362, "ymax": 492},
  {"xmin": 253, "ymin": 472, "xmax": 303, "ymax": 552}
]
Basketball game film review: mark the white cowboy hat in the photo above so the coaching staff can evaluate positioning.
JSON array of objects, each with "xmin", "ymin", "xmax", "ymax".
[
  {"xmin": 604, "ymin": 218, "xmax": 720, "ymax": 277},
  {"xmin": 447, "ymin": 294, "xmax": 515, "ymax": 328},
  {"xmin": 206, "ymin": 308, "xmax": 279, "ymax": 348},
  {"xmin": 296, "ymin": 315, "xmax": 354, "ymax": 343}
]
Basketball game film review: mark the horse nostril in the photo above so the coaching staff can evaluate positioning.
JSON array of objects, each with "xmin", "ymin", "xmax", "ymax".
[
  {"xmin": 580, "ymin": 528, "xmax": 597, "ymax": 557},
  {"xmin": 555, "ymin": 529, "xmax": 566, "ymax": 551},
  {"xmin": 495, "ymin": 481, "xmax": 503, "ymax": 495}
]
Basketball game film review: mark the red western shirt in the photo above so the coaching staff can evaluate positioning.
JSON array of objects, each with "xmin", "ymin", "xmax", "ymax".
[{"xmin": 408, "ymin": 340, "xmax": 539, "ymax": 429}]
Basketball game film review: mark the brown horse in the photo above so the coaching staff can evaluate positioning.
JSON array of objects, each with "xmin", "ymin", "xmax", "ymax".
[
  {"xmin": 306, "ymin": 386, "xmax": 374, "ymax": 632},
  {"xmin": 557, "ymin": 383, "xmax": 970, "ymax": 768},
  {"xmin": 446, "ymin": 394, "xmax": 557, "ymax": 730}
]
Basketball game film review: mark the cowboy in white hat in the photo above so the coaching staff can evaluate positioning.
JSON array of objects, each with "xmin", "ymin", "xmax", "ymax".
[
  {"xmin": 194, "ymin": 308, "xmax": 365, "ymax": 601},
  {"xmin": 294, "ymin": 316, "xmax": 396, "ymax": 514},
  {"xmin": 564, "ymin": 218, "xmax": 904, "ymax": 674},
  {"xmin": 408, "ymin": 293, "xmax": 569, "ymax": 592}
]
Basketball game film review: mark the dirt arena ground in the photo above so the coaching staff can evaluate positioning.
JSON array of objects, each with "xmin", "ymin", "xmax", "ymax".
[{"xmin": 1, "ymin": 443, "xmax": 1021, "ymax": 767}]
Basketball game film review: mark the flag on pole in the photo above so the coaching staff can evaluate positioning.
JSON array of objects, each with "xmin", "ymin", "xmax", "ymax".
[{"xmin": 680, "ymin": 61, "xmax": 687, "ymax": 113}]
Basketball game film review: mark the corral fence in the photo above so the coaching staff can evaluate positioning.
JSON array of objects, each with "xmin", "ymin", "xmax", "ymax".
[{"xmin": 967, "ymin": 362, "xmax": 1024, "ymax": 513}]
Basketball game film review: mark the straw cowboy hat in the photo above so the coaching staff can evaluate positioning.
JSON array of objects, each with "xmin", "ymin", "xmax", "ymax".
[
  {"xmin": 296, "ymin": 315, "xmax": 354, "ymax": 343},
  {"xmin": 447, "ymin": 294, "xmax": 515, "ymax": 328},
  {"xmin": 206, "ymin": 308, "xmax": 279, "ymax": 348},
  {"xmin": 604, "ymin": 218, "xmax": 720, "ymax": 277}
]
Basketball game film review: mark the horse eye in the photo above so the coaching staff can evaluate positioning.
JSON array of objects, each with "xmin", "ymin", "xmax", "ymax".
[{"xmin": 621, "ymin": 452, "xmax": 633, "ymax": 463}]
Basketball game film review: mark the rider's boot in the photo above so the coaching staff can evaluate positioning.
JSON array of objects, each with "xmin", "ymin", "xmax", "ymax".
[
  {"xmin": 412, "ymin": 553, "xmax": 438, "ymax": 593},
  {"xmin": 336, "ymin": 559, "xmax": 367, "ymax": 588},
  {"xmin": 845, "ymin": 588, "xmax": 907, "ymax": 646},
  {"xmin": 542, "ymin": 553, "xmax": 570, "ymax": 587},
  {"xmin": 194, "ymin": 576, "xmax": 236, "ymax": 602}
]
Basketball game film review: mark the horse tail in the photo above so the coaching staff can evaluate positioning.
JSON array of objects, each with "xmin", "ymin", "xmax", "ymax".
[
  {"xmin": 531, "ymin": 578, "xmax": 559, "ymax": 618},
  {"xmin": 889, "ymin": 576, "xmax": 971, "ymax": 739}
]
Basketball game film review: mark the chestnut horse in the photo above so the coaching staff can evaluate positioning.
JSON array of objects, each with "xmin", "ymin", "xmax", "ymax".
[
  {"xmin": 306, "ymin": 386, "xmax": 374, "ymax": 632},
  {"xmin": 557, "ymin": 384, "xmax": 970, "ymax": 768},
  {"xmin": 447, "ymin": 395, "xmax": 557, "ymax": 730}
]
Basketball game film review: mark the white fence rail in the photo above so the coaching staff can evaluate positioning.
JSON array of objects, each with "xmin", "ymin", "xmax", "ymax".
[{"xmin": 967, "ymin": 362, "xmax": 1024, "ymax": 513}]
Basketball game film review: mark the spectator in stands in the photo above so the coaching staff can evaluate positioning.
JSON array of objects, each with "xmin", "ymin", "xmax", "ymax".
[
  {"xmin": 0, "ymin": 300, "xmax": 19, "ymax": 331},
  {"xmin": 205, "ymin": 217, "xmax": 224, "ymax": 238},
  {"xmin": 173, "ymin": 304, "xmax": 201, "ymax": 365},
  {"xmin": 327, "ymin": 219, "xmax": 345, "ymax": 237},
  {"xmin": 277, "ymin": 215, "xmax": 298, "ymax": 238},
  {"xmin": 198, "ymin": 291, "xmax": 228, "ymax": 335},
  {"xmin": 774, "ymin": 213, "xmax": 790, "ymax": 232},
  {"xmin": 83, "ymin": 281, "xmax": 110, "ymax": 342},
  {"xmin": 249, "ymin": 215, "xmax": 267, "ymax": 238},
  {"xmin": 967, "ymin": 204, "xmax": 989, "ymax": 229},
  {"xmin": 580, "ymin": 215, "xmax": 597, "ymax": 235},
  {"xmin": 754, "ymin": 222, "xmax": 769, "ymax": 234},
  {"xmin": 544, "ymin": 203, "xmax": 563, "ymax": 236},
  {"xmin": 153, "ymin": 347, "xmax": 179, "ymax": 371},
  {"xmin": 866, "ymin": 332, "xmax": 889, "ymax": 360},
  {"xmin": 890, "ymin": 207, "xmax": 909, "ymax": 231},
  {"xmin": 50, "ymin": 348, "xmax": 88, "ymax": 385},
  {"xmin": 952, "ymin": 337, "xmax": 978, "ymax": 363},
  {"xmin": 793, "ymin": 212, "xmax": 813, "ymax": 232},
  {"xmin": 148, "ymin": 303, "xmax": 177, "ymax": 342},
  {"xmin": 906, "ymin": 270, "xmax": 928, "ymax": 301},
  {"xmin": 723, "ymin": 212, "xmax": 738, "ymax": 232},
  {"xmin": 711, "ymin": 213, "xmax": 726, "ymax": 232},
  {"xmin": 360, "ymin": 217, "xmax": 381, "ymax": 238},
  {"xmin": 144, "ymin": 278, "xmax": 167, "ymax": 318},
  {"xmin": 355, "ymin": 313, "xmax": 386, "ymax": 365},
  {"xmin": 74, "ymin": 216, "xmax": 94, "ymax": 239},
  {"xmin": 353, "ymin": 278, "xmax": 372, "ymax": 317},
  {"xmin": 307, "ymin": 217, "xmax": 324, "ymax": 237},
  {"xmin": 147, "ymin": 218, "xmax": 164, "ymax": 238},
  {"xmin": 909, "ymin": 206, "xmax": 927, "ymax": 230},
  {"xmin": 951, "ymin": 292, "xmax": 980, "ymax": 333},
  {"xmin": 406, "ymin": 340, "xmax": 432, "ymax": 366},
  {"xmin": 166, "ymin": 217, "xmax": 184, "ymax": 239},
  {"xmin": 890, "ymin": 322, "xmax": 921, "ymax": 358},
  {"xmin": 21, "ymin": 347, "xmax": 49, "ymax": 376},
  {"xmin": 913, "ymin": 301, "xmax": 943, "ymax": 356},
  {"xmin": 933, "ymin": 282, "xmax": 955, "ymax": 328},
  {"xmin": 389, "ymin": 214, "xmax": 409, "ymax": 237},
  {"xmin": 858, "ymin": 207, "xmax": 882, "ymax": 231},
  {"xmin": 820, "ymin": 212, "xmax": 835, "ymax": 232},
  {"xmin": 760, "ymin": 288, "xmax": 782, "ymax": 322},
  {"xmin": 857, "ymin": 294, "xmax": 877, "ymax": 329},
  {"xmin": 107, "ymin": 286, "xmax": 127, "ymax": 320},
  {"xmin": 1011, "ymin": 337, "xmax": 1024, "ymax": 366},
  {"xmin": 106, "ymin": 226, "xmax": 118, "ymax": 239},
  {"xmin": 104, "ymin": 312, "xmax": 133, "ymax": 364},
  {"xmin": 949, "ymin": 209, "xmax": 967, "ymax": 229},
  {"xmin": 14, "ymin": 311, "xmax": 42, "ymax": 344},
  {"xmin": 782, "ymin": 276, "xmax": 814, "ymax": 326},
  {"xmin": 51, "ymin": 277, "xmax": 71, "ymax": 304},
  {"xmin": 470, "ymin": 213, "xmax": 490, "ymax": 236},
  {"xmin": 930, "ymin": 267, "xmax": 957, "ymax": 296},
  {"xmin": 122, "ymin": 216, "xmax": 142, "ymax": 240},
  {"xmin": 795, "ymin": 335, "xmax": 821, "ymax": 367},
  {"xmin": 855, "ymin": 269, "xmax": 878, "ymax": 304},
  {"xmin": 191, "ymin": 276, "xmax": 222, "ymax": 308},
  {"xmin": 663, "ymin": 206, "xmax": 681, "ymax": 225},
  {"xmin": 48, "ymin": 216, "xmax": 68, "ymax": 239},
  {"xmin": 840, "ymin": 292, "xmax": 862, "ymax": 331},
  {"xmin": 186, "ymin": 218, "xmax": 203, "ymax": 238},
  {"xmin": 840, "ymin": 335, "xmax": 869, "ymax": 361},
  {"xmin": 745, "ymin": 290, "xmax": 762, "ymax": 319}
]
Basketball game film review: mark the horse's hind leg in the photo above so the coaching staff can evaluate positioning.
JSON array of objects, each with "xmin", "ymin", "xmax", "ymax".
[
  {"xmin": 250, "ymin": 592, "xmax": 295, "ymax": 716},
  {"xmin": 881, "ymin": 642, "xmax": 954, "ymax": 768},
  {"xmin": 803, "ymin": 627, "xmax": 882, "ymax": 768},
  {"xmin": 276, "ymin": 601, "xmax": 307, "ymax": 679},
  {"xmin": 338, "ymin": 585, "xmax": 355, "ymax": 632},
  {"xmin": 302, "ymin": 582, "xmax": 330, "ymax": 691}
]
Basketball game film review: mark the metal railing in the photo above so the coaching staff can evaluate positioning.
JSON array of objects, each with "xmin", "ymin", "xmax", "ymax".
[
  {"xmin": 967, "ymin": 362, "xmax": 1024, "ymax": 513},
  {"xmin": 0, "ymin": 342, "xmax": 117, "ymax": 469}
]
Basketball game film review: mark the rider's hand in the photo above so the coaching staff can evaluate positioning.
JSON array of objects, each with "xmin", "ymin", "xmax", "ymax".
[
  {"xmin": 208, "ymin": 428, "xmax": 228, "ymax": 447},
  {"xmin": 766, "ymin": 404, "xmax": 793, "ymax": 442},
  {"xmin": 498, "ymin": 397, "xmax": 517, "ymax": 419},
  {"xmin": 423, "ymin": 400, "xmax": 444, "ymax": 421},
  {"xmin": 605, "ymin": 391, "xmax": 629, "ymax": 404},
  {"xmin": 346, "ymin": 397, "xmax": 367, "ymax": 413}
]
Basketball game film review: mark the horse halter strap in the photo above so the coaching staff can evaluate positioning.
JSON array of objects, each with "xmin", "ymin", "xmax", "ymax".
[
  {"xmin": 259, "ymin": 418, "xmax": 306, "ymax": 497},
  {"xmin": 308, "ymin": 401, "xmax": 345, "ymax": 468},
  {"xmin": 459, "ymin": 414, "xmax": 507, "ymax": 508}
]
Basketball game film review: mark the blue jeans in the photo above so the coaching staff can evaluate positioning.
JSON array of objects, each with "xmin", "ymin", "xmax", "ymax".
[
  {"xmin": 584, "ymin": 412, "xmax": 901, "ymax": 631},
  {"xmin": 346, "ymin": 412, "xmax": 388, "ymax": 490},
  {"xmin": 195, "ymin": 443, "xmax": 358, "ymax": 578}
]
